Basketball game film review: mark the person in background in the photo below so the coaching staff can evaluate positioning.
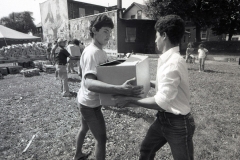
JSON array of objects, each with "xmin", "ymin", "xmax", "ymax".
[
  {"xmin": 115, "ymin": 15, "xmax": 195, "ymax": 160},
  {"xmin": 55, "ymin": 38, "xmax": 73, "ymax": 97},
  {"xmin": 74, "ymin": 39, "xmax": 83, "ymax": 77},
  {"xmin": 185, "ymin": 42, "xmax": 194, "ymax": 63},
  {"xmin": 198, "ymin": 44, "xmax": 208, "ymax": 72},
  {"xmin": 51, "ymin": 40, "xmax": 59, "ymax": 79},
  {"xmin": 46, "ymin": 43, "xmax": 52, "ymax": 62},
  {"xmin": 79, "ymin": 41, "xmax": 85, "ymax": 54},
  {"xmin": 73, "ymin": 14, "xmax": 143, "ymax": 160},
  {"xmin": 66, "ymin": 40, "xmax": 77, "ymax": 73}
]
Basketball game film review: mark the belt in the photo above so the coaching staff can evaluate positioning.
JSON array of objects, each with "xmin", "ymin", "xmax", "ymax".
[
  {"xmin": 157, "ymin": 111, "xmax": 190, "ymax": 119},
  {"xmin": 57, "ymin": 63, "xmax": 66, "ymax": 65},
  {"xmin": 79, "ymin": 103, "xmax": 102, "ymax": 110}
]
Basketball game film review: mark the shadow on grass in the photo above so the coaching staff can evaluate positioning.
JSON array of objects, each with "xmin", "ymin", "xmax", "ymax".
[
  {"xmin": 188, "ymin": 68, "xmax": 226, "ymax": 74},
  {"xmin": 103, "ymin": 106, "xmax": 155, "ymax": 124},
  {"xmin": 70, "ymin": 91, "xmax": 78, "ymax": 98},
  {"xmin": 203, "ymin": 69, "xmax": 226, "ymax": 74}
]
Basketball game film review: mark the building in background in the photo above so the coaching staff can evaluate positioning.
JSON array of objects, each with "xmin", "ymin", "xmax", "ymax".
[
  {"xmin": 35, "ymin": 22, "xmax": 43, "ymax": 40},
  {"xmin": 40, "ymin": 0, "xmax": 156, "ymax": 55},
  {"xmin": 68, "ymin": 0, "xmax": 117, "ymax": 20},
  {"xmin": 123, "ymin": 2, "xmax": 148, "ymax": 19},
  {"xmin": 39, "ymin": 0, "xmax": 117, "ymax": 43}
]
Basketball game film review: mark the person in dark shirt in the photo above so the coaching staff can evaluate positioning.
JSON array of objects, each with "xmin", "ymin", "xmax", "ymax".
[{"xmin": 55, "ymin": 38, "xmax": 73, "ymax": 97}]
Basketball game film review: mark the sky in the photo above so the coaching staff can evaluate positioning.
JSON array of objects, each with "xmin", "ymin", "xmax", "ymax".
[{"xmin": 0, "ymin": 0, "xmax": 146, "ymax": 25}]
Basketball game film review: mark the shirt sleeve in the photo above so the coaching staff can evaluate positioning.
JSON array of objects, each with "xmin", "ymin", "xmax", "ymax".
[
  {"xmin": 66, "ymin": 46, "xmax": 71, "ymax": 54},
  {"xmin": 82, "ymin": 51, "xmax": 101, "ymax": 78},
  {"xmin": 154, "ymin": 64, "xmax": 181, "ymax": 111},
  {"xmin": 63, "ymin": 49, "xmax": 70, "ymax": 57}
]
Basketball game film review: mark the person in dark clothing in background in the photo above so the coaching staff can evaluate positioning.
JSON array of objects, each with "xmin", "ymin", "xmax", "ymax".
[{"xmin": 55, "ymin": 38, "xmax": 73, "ymax": 97}]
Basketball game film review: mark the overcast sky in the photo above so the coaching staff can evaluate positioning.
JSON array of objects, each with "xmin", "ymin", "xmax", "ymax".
[{"xmin": 0, "ymin": 0, "xmax": 146, "ymax": 25}]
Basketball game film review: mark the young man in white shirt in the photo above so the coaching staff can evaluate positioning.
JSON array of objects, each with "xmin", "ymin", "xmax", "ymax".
[
  {"xmin": 73, "ymin": 14, "xmax": 143, "ymax": 160},
  {"xmin": 198, "ymin": 44, "xmax": 208, "ymax": 72},
  {"xmin": 116, "ymin": 15, "xmax": 195, "ymax": 160}
]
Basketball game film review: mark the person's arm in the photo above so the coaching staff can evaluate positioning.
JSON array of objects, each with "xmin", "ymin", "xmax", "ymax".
[
  {"xmin": 116, "ymin": 96, "xmax": 164, "ymax": 111},
  {"xmin": 205, "ymin": 48, "xmax": 209, "ymax": 55},
  {"xmin": 85, "ymin": 73, "xmax": 143, "ymax": 96},
  {"xmin": 116, "ymin": 65, "xmax": 181, "ymax": 111}
]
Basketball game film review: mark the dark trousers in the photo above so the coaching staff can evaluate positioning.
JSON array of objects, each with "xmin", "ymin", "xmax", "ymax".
[{"xmin": 139, "ymin": 112, "xmax": 195, "ymax": 160}]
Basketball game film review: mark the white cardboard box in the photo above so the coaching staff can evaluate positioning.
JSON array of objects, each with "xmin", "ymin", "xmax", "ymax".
[{"xmin": 97, "ymin": 55, "xmax": 150, "ymax": 106}]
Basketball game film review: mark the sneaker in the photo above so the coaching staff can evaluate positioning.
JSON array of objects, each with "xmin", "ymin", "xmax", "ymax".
[{"xmin": 62, "ymin": 92, "xmax": 72, "ymax": 97}]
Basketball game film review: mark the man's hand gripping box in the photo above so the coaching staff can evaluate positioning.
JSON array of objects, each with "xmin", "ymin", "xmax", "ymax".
[{"xmin": 97, "ymin": 55, "xmax": 150, "ymax": 106}]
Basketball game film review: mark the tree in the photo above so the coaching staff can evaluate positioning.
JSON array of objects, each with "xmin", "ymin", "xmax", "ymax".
[
  {"xmin": 144, "ymin": 0, "xmax": 219, "ymax": 42},
  {"xmin": 211, "ymin": 0, "xmax": 240, "ymax": 41},
  {"xmin": 0, "ymin": 11, "xmax": 36, "ymax": 34}
]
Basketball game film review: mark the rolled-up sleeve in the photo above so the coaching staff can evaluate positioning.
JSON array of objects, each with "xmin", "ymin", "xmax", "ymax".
[
  {"xmin": 83, "ymin": 52, "xmax": 99, "ymax": 78},
  {"xmin": 154, "ymin": 65, "xmax": 180, "ymax": 111}
]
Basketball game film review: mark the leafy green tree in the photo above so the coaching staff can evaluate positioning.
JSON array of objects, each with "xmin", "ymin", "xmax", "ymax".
[
  {"xmin": 144, "ymin": 0, "xmax": 219, "ymax": 42},
  {"xmin": 0, "ymin": 11, "xmax": 36, "ymax": 34},
  {"xmin": 211, "ymin": 0, "xmax": 240, "ymax": 41}
]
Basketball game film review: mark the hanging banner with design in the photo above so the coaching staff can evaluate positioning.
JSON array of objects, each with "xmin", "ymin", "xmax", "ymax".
[
  {"xmin": 40, "ymin": 0, "xmax": 69, "ymax": 42},
  {"xmin": 69, "ymin": 10, "xmax": 118, "ymax": 54}
]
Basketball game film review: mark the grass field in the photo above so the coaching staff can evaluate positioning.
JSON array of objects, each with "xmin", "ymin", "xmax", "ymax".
[{"xmin": 0, "ymin": 58, "xmax": 240, "ymax": 160}]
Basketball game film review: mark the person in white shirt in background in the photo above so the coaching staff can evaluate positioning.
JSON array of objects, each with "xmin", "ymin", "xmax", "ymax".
[
  {"xmin": 115, "ymin": 15, "xmax": 195, "ymax": 160},
  {"xmin": 198, "ymin": 44, "xmax": 208, "ymax": 72},
  {"xmin": 66, "ymin": 40, "xmax": 75, "ymax": 73}
]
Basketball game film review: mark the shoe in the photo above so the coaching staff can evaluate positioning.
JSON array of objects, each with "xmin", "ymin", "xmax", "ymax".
[
  {"xmin": 73, "ymin": 152, "xmax": 91, "ymax": 160},
  {"xmin": 62, "ymin": 92, "xmax": 72, "ymax": 97}
]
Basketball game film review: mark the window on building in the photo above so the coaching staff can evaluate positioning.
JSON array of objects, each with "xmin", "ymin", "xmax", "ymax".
[
  {"xmin": 201, "ymin": 30, "xmax": 207, "ymax": 39},
  {"xmin": 79, "ymin": 8, "xmax": 85, "ymax": 17},
  {"xmin": 125, "ymin": 27, "xmax": 136, "ymax": 42},
  {"xmin": 137, "ymin": 10, "xmax": 142, "ymax": 19},
  {"xmin": 94, "ymin": 10, "xmax": 99, "ymax": 14},
  {"xmin": 131, "ymin": 15, "xmax": 135, "ymax": 19}
]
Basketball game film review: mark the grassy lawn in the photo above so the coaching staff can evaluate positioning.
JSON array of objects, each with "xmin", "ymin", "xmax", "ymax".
[{"xmin": 0, "ymin": 58, "xmax": 239, "ymax": 160}]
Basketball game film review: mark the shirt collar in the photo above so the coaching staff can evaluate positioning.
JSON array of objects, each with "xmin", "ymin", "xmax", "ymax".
[{"xmin": 159, "ymin": 46, "xmax": 180, "ymax": 63}]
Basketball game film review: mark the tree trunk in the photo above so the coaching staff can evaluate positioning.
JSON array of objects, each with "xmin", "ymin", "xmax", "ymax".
[
  {"xmin": 228, "ymin": 32, "xmax": 233, "ymax": 41},
  {"xmin": 228, "ymin": 21, "xmax": 236, "ymax": 41},
  {"xmin": 195, "ymin": 24, "xmax": 201, "ymax": 42}
]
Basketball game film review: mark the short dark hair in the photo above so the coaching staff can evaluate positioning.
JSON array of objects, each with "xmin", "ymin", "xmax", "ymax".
[
  {"xmin": 68, "ymin": 40, "xmax": 72, "ymax": 45},
  {"xmin": 89, "ymin": 14, "xmax": 114, "ymax": 38},
  {"xmin": 73, "ymin": 39, "xmax": 80, "ymax": 46},
  {"xmin": 199, "ymin": 44, "xmax": 204, "ymax": 48},
  {"xmin": 155, "ymin": 15, "xmax": 185, "ymax": 45}
]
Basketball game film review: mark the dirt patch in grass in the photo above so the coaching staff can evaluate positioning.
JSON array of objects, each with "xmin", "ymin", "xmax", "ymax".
[{"xmin": 0, "ymin": 59, "xmax": 240, "ymax": 160}]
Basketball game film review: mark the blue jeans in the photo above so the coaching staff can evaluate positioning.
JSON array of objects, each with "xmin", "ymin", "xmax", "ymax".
[
  {"xmin": 75, "ymin": 104, "xmax": 106, "ymax": 160},
  {"xmin": 139, "ymin": 112, "xmax": 195, "ymax": 160}
]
